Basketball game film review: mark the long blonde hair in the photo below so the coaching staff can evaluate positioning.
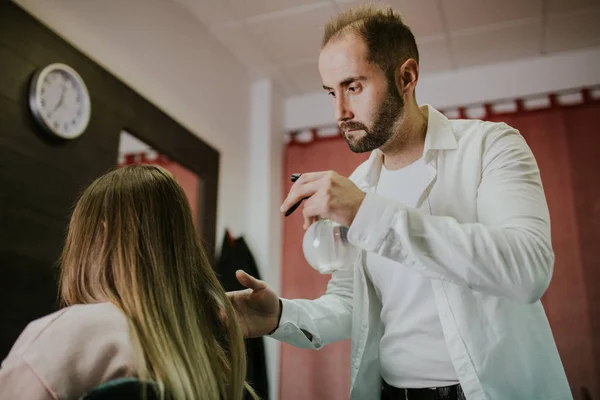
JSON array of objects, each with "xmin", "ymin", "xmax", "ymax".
[{"xmin": 59, "ymin": 164, "xmax": 254, "ymax": 400}]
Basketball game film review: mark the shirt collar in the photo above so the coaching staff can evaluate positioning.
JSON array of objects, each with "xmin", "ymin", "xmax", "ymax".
[{"xmin": 353, "ymin": 105, "xmax": 457, "ymax": 190}]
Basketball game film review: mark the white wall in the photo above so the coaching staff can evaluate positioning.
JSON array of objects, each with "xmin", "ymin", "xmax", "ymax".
[
  {"xmin": 14, "ymin": 0, "xmax": 252, "ymax": 243},
  {"xmin": 246, "ymin": 78, "xmax": 284, "ymax": 400},
  {"xmin": 284, "ymin": 46, "xmax": 600, "ymax": 131}
]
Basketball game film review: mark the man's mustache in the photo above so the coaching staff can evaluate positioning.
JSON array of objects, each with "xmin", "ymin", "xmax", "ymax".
[{"xmin": 340, "ymin": 121, "xmax": 368, "ymax": 132}]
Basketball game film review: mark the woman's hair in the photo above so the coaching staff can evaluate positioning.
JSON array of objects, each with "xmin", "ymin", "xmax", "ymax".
[{"xmin": 59, "ymin": 164, "xmax": 254, "ymax": 400}]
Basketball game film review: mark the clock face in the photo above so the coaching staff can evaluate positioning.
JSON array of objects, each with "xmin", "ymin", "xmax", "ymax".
[{"xmin": 29, "ymin": 63, "xmax": 91, "ymax": 139}]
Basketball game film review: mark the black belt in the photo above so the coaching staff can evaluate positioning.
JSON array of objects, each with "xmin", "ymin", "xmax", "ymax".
[{"xmin": 381, "ymin": 380, "xmax": 465, "ymax": 400}]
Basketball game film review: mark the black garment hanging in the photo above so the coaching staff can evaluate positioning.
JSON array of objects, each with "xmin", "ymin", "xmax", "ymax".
[{"xmin": 215, "ymin": 230, "xmax": 270, "ymax": 400}]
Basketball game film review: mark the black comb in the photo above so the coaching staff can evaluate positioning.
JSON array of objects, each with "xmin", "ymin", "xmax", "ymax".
[{"xmin": 285, "ymin": 174, "xmax": 307, "ymax": 216}]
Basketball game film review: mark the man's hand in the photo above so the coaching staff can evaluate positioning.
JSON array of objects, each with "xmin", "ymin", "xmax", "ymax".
[
  {"xmin": 226, "ymin": 270, "xmax": 281, "ymax": 338},
  {"xmin": 281, "ymin": 171, "xmax": 366, "ymax": 229}
]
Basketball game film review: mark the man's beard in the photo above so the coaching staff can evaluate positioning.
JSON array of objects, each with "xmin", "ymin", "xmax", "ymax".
[{"xmin": 340, "ymin": 84, "xmax": 404, "ymax": 153}]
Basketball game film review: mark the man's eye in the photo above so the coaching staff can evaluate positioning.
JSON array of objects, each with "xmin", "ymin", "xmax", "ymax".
[{"xmin": 328, "ymin": 92, "xmax": 336, "ymax": 98}]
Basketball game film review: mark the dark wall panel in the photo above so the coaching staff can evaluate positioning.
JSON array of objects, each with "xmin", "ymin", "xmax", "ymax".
[{"xmin": 0, "ymin": 2, "xmax": 219, "ymax": 358}]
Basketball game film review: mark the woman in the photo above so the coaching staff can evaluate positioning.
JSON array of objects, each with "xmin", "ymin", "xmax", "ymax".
[{"xmin": 0, "ymin": 165, "xmax": 255, "ymax": 400}]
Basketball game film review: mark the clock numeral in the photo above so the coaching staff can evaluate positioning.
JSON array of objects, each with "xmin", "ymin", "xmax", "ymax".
[
  {"xmin": 53, "ymin": 121, "xmax": 59, "ymax": 129},
  {"xmin": 72, "ymin": 119, "xmax": 77, "ymax": 125}
]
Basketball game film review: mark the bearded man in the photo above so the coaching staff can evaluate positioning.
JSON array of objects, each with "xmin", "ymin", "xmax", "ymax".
[{"xmin": 227, "ymin": 4, "xmax": 571, "ymax": 400}]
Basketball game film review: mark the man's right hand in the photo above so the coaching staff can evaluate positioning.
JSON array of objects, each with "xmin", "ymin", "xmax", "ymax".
[{"xmin": 226, "ymin": 270, "xmax": 281, "ymax": 338}]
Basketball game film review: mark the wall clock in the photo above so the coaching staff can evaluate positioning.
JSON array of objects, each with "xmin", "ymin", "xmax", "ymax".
[{"xmin": 29, "ymin": 63, "xmax": 91, "ymax": 139}]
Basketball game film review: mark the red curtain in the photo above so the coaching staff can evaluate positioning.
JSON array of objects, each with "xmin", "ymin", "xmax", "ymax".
[{"xmin": 280, "ymin": 96, "xmax": 600, "ymax": 399}]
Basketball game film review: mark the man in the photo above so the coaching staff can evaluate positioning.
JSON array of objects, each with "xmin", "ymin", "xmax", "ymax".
[{"xmin": 227, "ymin": 5, "xmax": 571, "ymax": 400}]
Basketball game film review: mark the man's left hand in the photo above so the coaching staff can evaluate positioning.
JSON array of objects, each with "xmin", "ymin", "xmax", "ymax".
[{"xmin": 280, "ymin": 171, "xmax": 366, "ymax": 229}]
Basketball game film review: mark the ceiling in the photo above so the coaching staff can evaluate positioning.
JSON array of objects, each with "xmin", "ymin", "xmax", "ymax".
[{"xmin": 172, "ymin": 0, "xmax": 600, "ymax": 97}]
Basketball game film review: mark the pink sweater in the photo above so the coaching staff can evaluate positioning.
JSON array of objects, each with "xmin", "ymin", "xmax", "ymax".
[{"xmin": 0, "ymin": 302, "xmax": 135, "ymax": 400}]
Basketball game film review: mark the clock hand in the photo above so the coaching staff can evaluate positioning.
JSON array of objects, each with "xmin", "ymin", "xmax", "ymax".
[{"xmin": 50, "ymin": 84, "xmax": 67, "ymax": 114}]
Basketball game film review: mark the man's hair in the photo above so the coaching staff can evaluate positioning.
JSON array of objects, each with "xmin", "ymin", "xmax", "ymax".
[{"xmin": 322, "ymin": 4, "xmax": 419, "ymax": 82}]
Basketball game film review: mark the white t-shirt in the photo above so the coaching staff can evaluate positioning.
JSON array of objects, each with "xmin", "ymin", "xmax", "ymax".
[{"xmin": 365, "ymin": 157, "xmax": 458, "ymax": 388}]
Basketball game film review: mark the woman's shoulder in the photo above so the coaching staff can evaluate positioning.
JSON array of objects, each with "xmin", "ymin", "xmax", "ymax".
[
  {"xmin": 60, "ymin": 302, "xmax": 130, "ymax": 331},
  {"xmin": 5, "ymin": 303, "xmax": 130, "ymax": 362},
  {"xmin": 37, "ymin": 302, "xmax": 131, "ymax": 352},
  {"xmin": 2, "ymin": 302, "xmax": 135, "ymax": 399},
  {"xmin": 2, "ymin": 307, "xmax": 71, "ymax": 366}
]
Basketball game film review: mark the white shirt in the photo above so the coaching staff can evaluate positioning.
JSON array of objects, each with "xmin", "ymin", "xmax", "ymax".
[
  {"xmin": 366, "ymin": 159, "xmax": 458, "ymax": 388},
  {"xmin": 272, "ymin": 105, "xmax": 571, "ymax": 400}
]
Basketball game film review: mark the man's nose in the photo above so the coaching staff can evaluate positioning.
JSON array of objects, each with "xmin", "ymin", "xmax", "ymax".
[{"xmin": 335, "ymin": 97, "xmax": 354, "ymax": 122}]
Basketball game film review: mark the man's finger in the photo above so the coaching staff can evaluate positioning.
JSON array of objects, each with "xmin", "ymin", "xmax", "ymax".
[
  {"xmin": 292, "ymin": 171, "xmax": 330, "ymax": 185},
  {"xmin": 303, "ymin": 215, "xmax": 319, "ymax": 230},
  {"xmin": 226, "ymin": 288, "xmax": 253, "ymax": 301},
  {"xmin": 302, "ymin": 196, "xmax": 322, "ymax": 217},
  {"xmin": 218, "ymin": 307, "xmax": 232, "ymax": 327},
  {"xmin": 281, "ymin": 179, "xmax": 321, "ymax": 213},
  {"xmin": 235, "ymin": 270, "xmax": 267, "ymax": 291},
  {"xmin": 302, "ymin": 209, "xmax": 320, "ymax": 230},
  {"xmin": 288, "ymin": 171, "xmax": 331, "ymax": 195}
]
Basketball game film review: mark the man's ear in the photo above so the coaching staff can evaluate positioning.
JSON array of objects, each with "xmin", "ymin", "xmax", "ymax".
[{"xmin": 395, "ymin": 58, "xmax": 419, "ymax": 95}]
